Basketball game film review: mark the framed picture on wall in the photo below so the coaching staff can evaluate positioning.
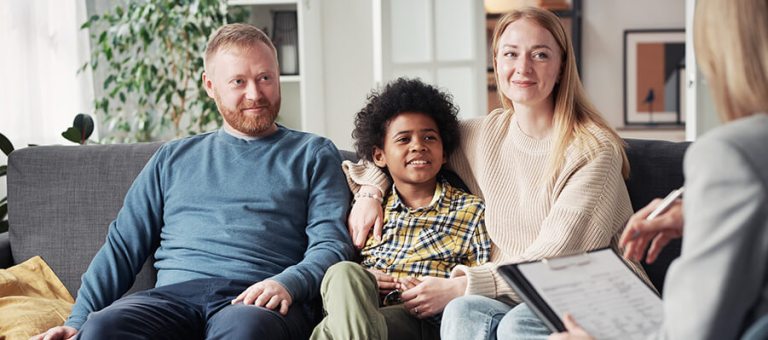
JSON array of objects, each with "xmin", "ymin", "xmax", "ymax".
[{"xmin": 623, "ymin": 29, "xmax": 686, "ymax": 126}]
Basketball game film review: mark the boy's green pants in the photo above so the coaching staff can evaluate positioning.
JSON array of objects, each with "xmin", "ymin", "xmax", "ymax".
[{"xmin": 310, "ymin": 261, "xmax": 440, "ymax": 340}]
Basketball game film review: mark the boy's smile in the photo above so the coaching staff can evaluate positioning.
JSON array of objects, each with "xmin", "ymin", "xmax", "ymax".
[{"xmin": 373, "ymin": 111, "xmax": 446, "ymax": 206}]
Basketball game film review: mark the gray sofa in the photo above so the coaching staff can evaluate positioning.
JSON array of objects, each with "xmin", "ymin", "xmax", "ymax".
[{"xmin": 0, "ymin": 138, "xmax": 689, "ymax": 301}]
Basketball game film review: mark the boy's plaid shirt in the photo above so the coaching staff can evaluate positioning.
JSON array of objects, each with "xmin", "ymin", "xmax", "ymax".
[{"xmin": 360, "ymin": 179, "xmax": 490, "ymax": 279}]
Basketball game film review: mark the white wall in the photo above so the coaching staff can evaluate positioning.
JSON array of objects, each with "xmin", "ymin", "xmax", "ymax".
[
  {"xmin": 581, "ymin": 0, "xmax": 686, "ymax": 140},
  {"xmin": 320, "ymin": 0, "xmax": 375, "ymax": 151},
  {"xmin": 684, "ymin": 0, "xmax": 719, "ymax": 140}
]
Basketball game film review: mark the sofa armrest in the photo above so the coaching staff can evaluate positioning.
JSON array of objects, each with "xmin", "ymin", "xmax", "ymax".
[{"xmin": 0, "ymin": 232, "xmax": 11, "ymax": 268}]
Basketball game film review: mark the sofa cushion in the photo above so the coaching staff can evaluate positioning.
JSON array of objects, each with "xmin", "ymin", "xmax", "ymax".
[{"xmin": 7, "ymin": 143, "xmax": 163, "ymax": 297}]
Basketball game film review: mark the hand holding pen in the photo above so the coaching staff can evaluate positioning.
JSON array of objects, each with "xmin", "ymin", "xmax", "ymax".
[{"xmin": 620, "ymin": 187, "xmax": 685, "ymax": 263}]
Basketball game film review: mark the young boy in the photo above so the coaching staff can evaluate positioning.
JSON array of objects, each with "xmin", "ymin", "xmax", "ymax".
[{"xmin": 310, "ymin": 78, "xmax": 490, "ymax": 340}]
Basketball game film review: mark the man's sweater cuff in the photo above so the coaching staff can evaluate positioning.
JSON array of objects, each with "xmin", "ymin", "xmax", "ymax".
[
  {"xmin": 271, "ymin": 272, "xmax": 303, "ymax": 302},
  {"xmin": 64, "ymin": 315, "xmax": 86, "ymax": 331},
  {"xmin": 451, "ymin": 264, "xmax": 497, "ymax": 298}
]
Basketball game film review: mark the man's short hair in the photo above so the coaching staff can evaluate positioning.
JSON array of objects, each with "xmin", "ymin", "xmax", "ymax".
[{"xmin": 204, "ymin": 23, "xmax": 277, "ymax": 72}]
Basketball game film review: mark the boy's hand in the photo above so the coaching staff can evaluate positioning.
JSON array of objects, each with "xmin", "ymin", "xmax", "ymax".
[
  {"xmin": 398, "ymin": 276, "xmax": 422, "ymax": 290},
  {"xmin": 232, "ymin": 279, "xmax": 293, "ymax": 315},
  {"xmin": 366, "ymin": 268, "xmax": 399, "ymax": 295},
  {"xmin": 348, "ymin": 186, "xmax": 384, "ymax": 249},
  {"xmin": 401, "ymin": 276, "xmax": 466, "ymax": 318}
]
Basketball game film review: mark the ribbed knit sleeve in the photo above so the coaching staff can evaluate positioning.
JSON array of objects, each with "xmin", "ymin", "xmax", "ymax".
[{"xmin": 342, "ymin": 159, "xmax": 391, "ymax": 195}]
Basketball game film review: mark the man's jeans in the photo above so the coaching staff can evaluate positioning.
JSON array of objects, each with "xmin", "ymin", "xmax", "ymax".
[
  {"xmin": 76, "ymin": 278, "xmax": 314, "ymax": 340},
  {"xmin": 440, "ymin": 295, "xmax": 550, "ymax": 340}
]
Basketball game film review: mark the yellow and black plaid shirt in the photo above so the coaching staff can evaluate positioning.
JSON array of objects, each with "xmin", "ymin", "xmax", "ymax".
[{"xmin": 360, "ymin": 179, "xmax": 490, "ymax": 279}]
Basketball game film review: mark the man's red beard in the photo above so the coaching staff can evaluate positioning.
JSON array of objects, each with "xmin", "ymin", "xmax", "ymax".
[{"xmin": 215, "ymin": 92, "xmax": 281, "ymax": 136}]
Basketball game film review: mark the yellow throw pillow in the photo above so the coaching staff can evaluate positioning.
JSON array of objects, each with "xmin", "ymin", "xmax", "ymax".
[{"xmin": 0, "ymin": 256, "xmax": 74, "ymax": 340}]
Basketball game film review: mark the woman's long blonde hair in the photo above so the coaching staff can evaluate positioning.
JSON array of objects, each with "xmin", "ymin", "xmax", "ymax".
[
  {"xmin": 694, "ymin": 0, "xmax": 768, "ymax": 122},
  {"xmin": 491, "ymin": 7, "xmax": 629, "ymax": 178}
]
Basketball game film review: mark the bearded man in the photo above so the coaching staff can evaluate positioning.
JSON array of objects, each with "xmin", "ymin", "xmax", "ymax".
[{"xmin": 34, "ymin": 24, "xmax": 354, "ymax": 340}]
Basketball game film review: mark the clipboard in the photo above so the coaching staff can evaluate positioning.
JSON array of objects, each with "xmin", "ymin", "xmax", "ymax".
[{"xmin": 498, "ymin": 247, "xmax": 663, "ymax": 339}]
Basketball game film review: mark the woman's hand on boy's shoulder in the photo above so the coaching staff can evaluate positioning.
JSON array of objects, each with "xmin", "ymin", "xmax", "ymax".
[{"xmin": 348, "ymin": 187, "xmax": 384, "ymax": 248}]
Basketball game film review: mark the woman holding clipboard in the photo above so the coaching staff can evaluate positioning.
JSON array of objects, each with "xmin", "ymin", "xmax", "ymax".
[{"xmin": 551, "ymin": 0, "xmax": 768, "ymax": 339}]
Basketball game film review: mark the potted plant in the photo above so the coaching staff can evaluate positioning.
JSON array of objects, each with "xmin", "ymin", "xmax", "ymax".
[{"xmin": 81, "ymin": 0, "xmax": 247, "ymax": 143}]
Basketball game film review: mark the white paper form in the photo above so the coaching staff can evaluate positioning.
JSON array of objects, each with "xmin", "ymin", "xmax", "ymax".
[{"xmin": 517, "ymin": 249, "xmax": 663, "ymax": 340}]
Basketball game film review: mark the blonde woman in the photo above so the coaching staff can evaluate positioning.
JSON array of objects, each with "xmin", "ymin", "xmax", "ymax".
[
  {"xmin": 551, "ymin": 0, "xmax": 768, "ymax": 339},
  {"xmin": 345, "ymin": 7, "xmax": 648, "ymax": 339}
]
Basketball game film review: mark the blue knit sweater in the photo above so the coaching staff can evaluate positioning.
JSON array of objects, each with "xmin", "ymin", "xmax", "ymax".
[{"xmin": 65, "ymin": 126, "xmax": 354, "ymax": 329}]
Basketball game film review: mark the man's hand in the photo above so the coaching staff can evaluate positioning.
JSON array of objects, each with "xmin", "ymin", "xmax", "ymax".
[
  {"xmin": 548, "ymin": 314, "xmax": 594, "ymax": 340},
  {"xmin": 348, "ymin": 186, "xmax": 384, "ymax": 249},
  {"xmin": 400, "ymin": 276, "xmax": 466, "ymax": 318},
  {"xmin": 232, "ymin": 279, "xmax": 293, "ymax": 315},
  {"xmin": 366, "ymin": 268, "xmax": 399, "ymax": 295},
  {"xmin": 620, "ymin": 198, "xmax": 684, "ymax": 263},
  {"xmin": 30, "ymin": 325, "xmax": 78, "ymax": 340}
]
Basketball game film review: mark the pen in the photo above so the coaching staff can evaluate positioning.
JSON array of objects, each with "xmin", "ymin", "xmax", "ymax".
[
  {"xmin": 646, "ymin": 187, "xmax": 685, "ymax": 221},
  {"xmin": 630, "ymin": 187, "xmax": 685, "ymax": 240}
]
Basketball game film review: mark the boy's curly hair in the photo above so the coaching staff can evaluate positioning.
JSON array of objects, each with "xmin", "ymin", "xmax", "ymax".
[{"xmin": 352, "ymin": 78, "xmax": 461, "ymax": 161}]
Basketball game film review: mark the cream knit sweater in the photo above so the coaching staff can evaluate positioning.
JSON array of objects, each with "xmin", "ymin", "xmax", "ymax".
[{"xmin": 344, "ymin": 110, "xmax": 648, "ymax": 303}]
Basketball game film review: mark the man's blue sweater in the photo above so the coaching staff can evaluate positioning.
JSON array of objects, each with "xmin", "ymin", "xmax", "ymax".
[{"xmin": 65, "ymin": 126, "xmax": 354, "ymax": 329}]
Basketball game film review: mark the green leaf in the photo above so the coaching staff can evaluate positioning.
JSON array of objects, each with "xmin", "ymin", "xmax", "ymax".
[
  {"xmin": 61, "ymin": 127, "xmax": 82, "ymax": 144},
  {"xmin": 77, "ymin": 61, "xmax": 89, "ymax": 74},
  {"xmin": 104, "ymin": 45, "xmax": 113, "ymax": 60},
  {"xmin": 140, "ymin": 27, "xmax": 151, "ymax": 45},
  {"xmin": 0, "ymin": 132, "xmax": 14, "ymax": 156},
  {"xmin": 73, "ymin": 113, "xmax": 95, "ymax": 142},
  {"xmin": 103, "ymin": 74, "xmax": 116, "ymax": 89}
]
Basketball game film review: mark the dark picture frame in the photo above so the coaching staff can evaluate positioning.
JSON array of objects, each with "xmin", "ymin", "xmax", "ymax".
[{"xmin": 623, "ymin": 29, "xmax": 686, "ymax": 126}]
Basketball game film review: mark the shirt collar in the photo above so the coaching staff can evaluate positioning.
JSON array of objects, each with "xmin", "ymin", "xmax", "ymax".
[{"xmin": 387, "ymin": 178, "xmax": 448, "ymax": 213}]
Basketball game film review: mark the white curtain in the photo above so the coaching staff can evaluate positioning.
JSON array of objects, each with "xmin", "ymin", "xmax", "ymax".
[
  {"xmin": 0, "ymin": 0, "xmax": 95, "ymax": 149},
  {"xmin": 0, "ymin": 0, "xmax": 94, "ymax": 202}
]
